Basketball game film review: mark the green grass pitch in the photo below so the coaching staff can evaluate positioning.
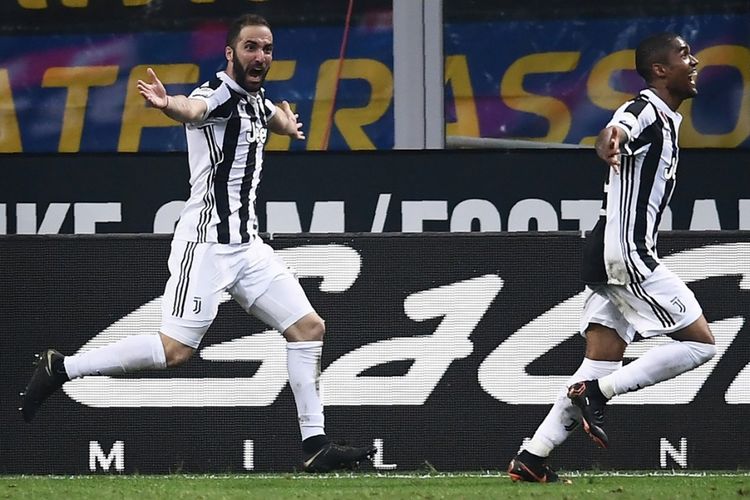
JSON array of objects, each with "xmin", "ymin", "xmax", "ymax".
[{"xmin": 2, "ymin": 472, "xmax": 749, "ymax": 499}]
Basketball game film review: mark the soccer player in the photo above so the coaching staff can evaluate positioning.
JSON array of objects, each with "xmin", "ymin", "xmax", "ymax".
[
  {"xmin": 21, "ymin": 13, "xmax": 375, "ymax": 473},
  {"xmin": 508, "ymin": 33, "xmax": 715, "ymax": 483}
]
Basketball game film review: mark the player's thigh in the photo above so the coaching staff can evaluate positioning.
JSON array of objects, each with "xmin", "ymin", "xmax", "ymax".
[
  {"xmin": 248, "ymin": 275, "xmax": 316, "ymax": 335},
  {"xmin": 584, "ymin": 323, "xmax": 627, "ymax": 361},
  {"xmin": 160, "ymin": 240, "xmax": 230, "ymax": 349},
  {"xmin": 580, "ymin": 286, "xmax": 636, "ymax": 347},
  {"xmin": 614, "ymin": 265, "xmax": 703, "ymax": 338},
  {"xmin": 669, "ymin": 314, "xmax": 714, "ymax": 344},
  {"xmin": 230, "ymin": 241, "xmax": 315, "ymax": 334}
]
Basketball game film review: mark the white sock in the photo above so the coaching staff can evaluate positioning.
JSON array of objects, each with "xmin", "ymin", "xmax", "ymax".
[
  {"xmin": 598, "ymin": 341, "xmax": 716, "ymax": 398},
  {"xmin": 64, "ymin": 334, "xmax": 167, "ymax": 380},
  {"xmin": 287, "ymin": 341, "xmax": 325, "ymax": 441},
  {"xmin": 525, "ymin": 358, "xmax": 622, "ymax": 458}
]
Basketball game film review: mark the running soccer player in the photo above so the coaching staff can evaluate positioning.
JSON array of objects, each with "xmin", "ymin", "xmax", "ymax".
[
  {"xmin": 21, "ymin": 13, "xmax": 375, "ymax": 473},
  {"xmin": 508, "ymin": 33, "xmax": 716, "ymax": 482}
]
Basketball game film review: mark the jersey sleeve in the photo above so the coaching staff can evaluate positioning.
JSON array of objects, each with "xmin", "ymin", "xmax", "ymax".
[
  {"xmin": 264, "ymin": 98, "xmax": 277, "ymax": 121},
  {"xmin": 188, "ymin": 83, "xmax": 234, "ymax": 125},
  {"xmin": 606, "ymin": 98, "xmax": 656, "ymax": 150}
]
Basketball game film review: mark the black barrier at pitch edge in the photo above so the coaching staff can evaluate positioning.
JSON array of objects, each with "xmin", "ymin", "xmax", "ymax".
[
  {"xmin": 1, "ymin": 232, "xmax": 748, "ymax": 473},
  {"xmin": 2, "ymin": 149, "xmax": 749, "ymax": 235}
]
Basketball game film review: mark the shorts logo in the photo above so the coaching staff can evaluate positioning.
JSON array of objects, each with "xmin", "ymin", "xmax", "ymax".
[
  {"xmin": 670, "ymin": 297, "xmax": 686, "ymax": 313},
  {"xmin": 192, "ymin": 297, "xmax": 202, "ymax": 314}
]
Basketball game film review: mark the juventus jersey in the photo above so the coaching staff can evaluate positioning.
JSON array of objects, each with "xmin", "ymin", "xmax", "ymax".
[
  {"xmin": 173, "ymin": 71, "xmax": 276, "ymax": 244},
  {"xmin": 582, "ymin": 89, "xmax": 682, "ymax": 285}
]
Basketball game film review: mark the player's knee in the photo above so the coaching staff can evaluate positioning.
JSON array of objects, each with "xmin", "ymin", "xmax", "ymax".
[
  {"xmin": 166, "ymin": 348, "xmax": 193, "ymax": 367},
  {"xmin": 284, "ymin": 314, "xmax": 325, "ymax": 342},
  {"xmin": 312, "ymin": 316, "xmax": 325, "ymax": 340},
  {"xmin": 300, "ymin": 316, "xmax": 325, "ymax": 341},
  {"xmin": 163, "ymin": 343, "xmax": 195, "ymax": 367},
  {"xmin": 673, "ymin": 315, "xmax": 714, "ymax": 345},
  {"xmin": 700, "ymin": 323, "xmax": 715, "ymax": 345}
]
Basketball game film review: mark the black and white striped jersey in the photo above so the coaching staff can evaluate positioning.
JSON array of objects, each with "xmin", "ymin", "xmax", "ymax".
[
  {"xmin": 582, "ymin": 89, "xmax": 682, "ymax": 285},
  {"xmin": 173, "ymin": 71, "xmax": 276, "ymax": 244}
]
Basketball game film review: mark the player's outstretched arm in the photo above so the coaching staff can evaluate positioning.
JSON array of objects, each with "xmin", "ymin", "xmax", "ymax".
[
  {"xmin": 136, "ymin": 67, "xmax": 207, "ymax": 123},
  {"xmin": 268, "ymin": 100, "xmax": 306, "ymax": 140},
  {"xmin": 595, "ymin": 125, "xmax": 628, "ymax": 174}
]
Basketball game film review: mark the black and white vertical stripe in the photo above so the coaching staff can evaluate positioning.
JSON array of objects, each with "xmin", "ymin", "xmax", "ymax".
[
  {"xmin": 196, "ymin": 126, "xmax": 220, "ymax": 243},
  {"xmin": 239, "ymin": 102, "xmax": 259, "ymax": 244},
  {"xmin": 175, "ymin": 72, "xmax": 274, "ymax": 245},
  {"xmin": 172, "ymin": 241, "xmax": 197, "ymax": 317},
  {"xmin": 214, "ymin": 112, "xmax": 241, "ymax": 244},
  {"xmin": 590, "ymin": 89, "xmax": 682, "ymax": 285},
  {"xmin": 629, "ymin": 281, "xmax": 675, "ymax": 328}
]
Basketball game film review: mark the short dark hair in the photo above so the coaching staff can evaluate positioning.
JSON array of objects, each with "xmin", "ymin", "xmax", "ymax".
[
  {"xmin": 635, "ymin": 32, "xmax": 680, "ymax": 83},
  {"xmin": 226, "ymin": 14, "xmax": 271, "ymax": 48}
]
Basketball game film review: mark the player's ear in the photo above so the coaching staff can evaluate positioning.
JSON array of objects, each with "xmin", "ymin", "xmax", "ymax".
[
  {"xmin": 651, "ymin": 62, "xmax": 667, "ymax": 79},
  {"xmin": 225, "ymin": 46, "xmax": 233, "ymax": 63}
]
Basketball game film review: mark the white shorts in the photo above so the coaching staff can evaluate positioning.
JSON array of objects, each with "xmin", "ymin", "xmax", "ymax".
[
  {"xmin": 160, "ymin": 238, "xmax": 314, "ymax": 348},
  {"xmin": 580, "ymin": 264, "xmax": 702, "ymax": 344}
]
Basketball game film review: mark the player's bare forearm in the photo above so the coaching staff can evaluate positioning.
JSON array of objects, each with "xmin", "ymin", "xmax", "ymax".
[
  {"xmin": 595, "ymin": 125, "xmax": 628, "ymax": 174},
  {"xmin": 159, "ymin": 95, "xmax": 207, "ymax": 124},
  {"xmin": 137, "ymin": 67, "xmax": 206, "ymax": 123},
  {"xmin": 269, "ymin": 100, "xmax": 306, "ymax": 140}
]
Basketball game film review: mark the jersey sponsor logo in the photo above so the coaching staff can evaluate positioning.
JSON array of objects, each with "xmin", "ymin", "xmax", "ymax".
[
  {"xmin": 63, "ymin": 242, "xmax": 750, "ymax": 408},
  {"xmin": 664, "ymin": 158, "xmax": 678, "ymax": 180},
  {"xmin": 246, "ymin": 123, "xmax": 267, "ymax": 145}
]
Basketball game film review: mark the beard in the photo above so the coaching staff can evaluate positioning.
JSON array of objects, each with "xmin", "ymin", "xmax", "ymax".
[{"xmin": 232, "ymin": 53, "xmax": 267, "ymax": 93}]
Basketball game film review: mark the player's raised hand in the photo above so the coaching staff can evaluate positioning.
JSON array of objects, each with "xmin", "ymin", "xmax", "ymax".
[
  {"xmin": 595, "ymin": 126, "xmax": 624, "ymax": 174},
  {"xmin": 137, "ymin": 67, "xmax": 169, "ymax": 110},
  {"xmin": 278, "ymin": 100, "xmax": 305, "ymax": 140}
]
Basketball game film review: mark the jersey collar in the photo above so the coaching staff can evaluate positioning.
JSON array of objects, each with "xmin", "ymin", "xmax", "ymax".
[{"xmin": 640, "ymin": 88, "xmax": 681, "ymax": 120}]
